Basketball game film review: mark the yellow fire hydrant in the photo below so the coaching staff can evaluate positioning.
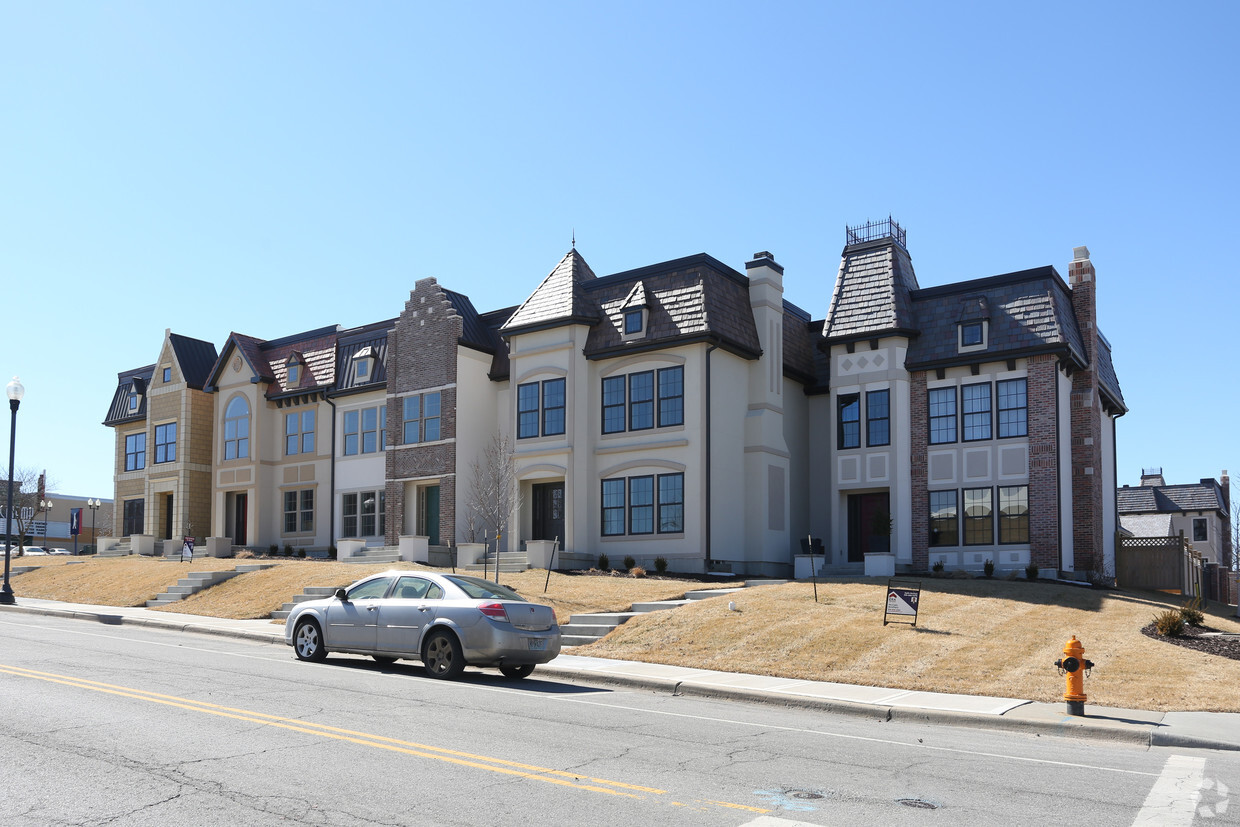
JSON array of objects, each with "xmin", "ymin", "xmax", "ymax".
[{"xmin": 1054, "ymin": 635, "xmax": 1095, "ymax": 717}]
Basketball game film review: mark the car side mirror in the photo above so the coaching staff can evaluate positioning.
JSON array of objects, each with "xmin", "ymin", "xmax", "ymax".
[{"xmin": 335, "ymin": 588, "xmax": 349, "ymax": 601}]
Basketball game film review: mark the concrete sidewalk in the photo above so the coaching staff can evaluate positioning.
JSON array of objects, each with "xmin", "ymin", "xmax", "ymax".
[{"xmin": 4, "ymin": 596, "xmax": 1239, "ymax": 753}]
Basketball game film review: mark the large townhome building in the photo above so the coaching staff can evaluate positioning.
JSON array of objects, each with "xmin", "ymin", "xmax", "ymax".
[
  {"xmin": 103, "ymin": 222, "xmax": 1126, "ymax": 578},
  {"xmin": 1118, "ymin": 469, "xmax": 1232, "ymax": 568}
]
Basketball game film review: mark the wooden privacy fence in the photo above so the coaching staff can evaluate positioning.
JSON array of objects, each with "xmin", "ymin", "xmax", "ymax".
[{"xmin": 1115, "ymin": 533, "xmax": 1203, "ymax": 596}]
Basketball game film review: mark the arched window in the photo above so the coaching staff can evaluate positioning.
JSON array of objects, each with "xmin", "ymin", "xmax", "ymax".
[{"xmin": 224, "ymin": 396, "xmax": 250, "ymax": 460}]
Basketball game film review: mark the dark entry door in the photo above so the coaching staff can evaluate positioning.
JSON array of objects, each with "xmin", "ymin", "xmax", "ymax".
[
  {"xmin": 419, "ymin": 485, "xmax": 440, "ymax": 545},
  {"xmin": 847, "ymin": 492, "xmax": 890, "ymax": 563},
  {"xmin": 233, "ymin": 493, "xmax": 248, "ymax": 545},
  {"xmin": 164, "ymin": 493, "xmax": 174, "ymax": 540},
  {"xmin": 531, "ymin": 482, "xmax": 565, "ymax": 542}
]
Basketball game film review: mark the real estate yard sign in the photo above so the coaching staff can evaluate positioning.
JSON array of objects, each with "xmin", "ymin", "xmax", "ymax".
[{"xmin": 883, "ymin": 579, "xmax": 921, "ymax": 627}]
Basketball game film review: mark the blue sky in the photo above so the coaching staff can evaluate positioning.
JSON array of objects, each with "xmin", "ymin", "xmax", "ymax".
[{"xmin": 2, "ymin": 2, "xmax": 1237, "ymax": 502}]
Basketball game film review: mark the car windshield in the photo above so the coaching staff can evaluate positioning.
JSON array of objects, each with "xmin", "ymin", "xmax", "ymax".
[{"xmin": 445, "ymin": 575, "xmax": 525, "ymax": 601}]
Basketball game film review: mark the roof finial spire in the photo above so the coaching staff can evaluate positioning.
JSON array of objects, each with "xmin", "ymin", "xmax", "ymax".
[{"xmin": 571, "ymin": 228, "xmax": 576, "ymax": 250}]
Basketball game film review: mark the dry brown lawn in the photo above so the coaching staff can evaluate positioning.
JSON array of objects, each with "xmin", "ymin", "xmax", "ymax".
[{"xmin": 10, "ymin": 557, "xmax": 1239, "ymax": 712}]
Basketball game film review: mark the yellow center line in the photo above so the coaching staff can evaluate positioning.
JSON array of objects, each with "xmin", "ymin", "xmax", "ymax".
[{"xmin": 2, "ymin": 663, "xmax": 766, "ymax": 812}]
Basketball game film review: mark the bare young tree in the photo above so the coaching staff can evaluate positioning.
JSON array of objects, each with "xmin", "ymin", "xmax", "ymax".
[
  {"xmin": 462, "ymin": 433, "xmax": 523, "ymax": 575},
  {"xmin": 1, "ymin": 467, "xmax": 54, "ymax": 554}
]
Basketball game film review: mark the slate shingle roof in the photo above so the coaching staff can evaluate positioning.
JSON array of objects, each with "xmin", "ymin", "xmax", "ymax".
[
  {"xmin": 1119, "ymin": 513, "xmax": 1174, "ymax": 536},
  {"xmin": 822, "ymin": 238, "xmax": 920, "ymax": 341},
  {"xmin": 1117, "ymin": 480, "xmax": 1227, "ymax": 515},
  {"xmin": 502, "ymin": 249, "xmax": 600, "ymax": 332},
  {"xmin": 103, "ymin": 365, "xmax": 155, "ymax": 425},
  {"xmin": 781, "ymin": 301, "xmax": 818, "ymax": 386},
  {"xmin": 205, "ymin": 325, "xmax": 341, "ymax": 399},
  {"xmin": 578, "ymin": 254, "xmax": 761, "ymax": 360}
]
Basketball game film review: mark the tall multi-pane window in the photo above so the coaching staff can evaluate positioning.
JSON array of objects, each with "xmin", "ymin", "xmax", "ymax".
[
  {"xmin": 542, "ymin": 379, "xmax": 565, "ymax": 436},
  {"xmin": 657, "ymin": 367, "xmax": 684, "ymax": 427},
  {"xmin": 837, "ymin": 394, "xmax": 860, "ymax": 449},
  {"xmin": 125, "ymin": 433, "xmax": 146, "ymax": 471},
  {"xmin": 343, "ymin": 490, "xmax": 385, "ymax": 537},
  {"xmin": 154, "ymin": 422, "xmax": 177, "ymax": 463},
  {"xmin": 122, "ymin": 499, "xmax": 144, "ymax": 536},
  {"xmin": 283, "ymin": 490, "xmax": 314, "ymax": 533},
  {"xmin": 629, "ymin": 476, "xmax": 654, "ymax": 534},
  {"xmin": 602, "ymin": 377, "xmax": 626, "ymax": 434},
  {"xmin": 997, "ymin": 379, "xmax": 1028, "ymax": 438},
  {"xmin": 963, "ymin": 488, "xmax": 993, "ymax": 545},
  {"xmin": 343, "ymin": 407, "xmax": 383, "ymax": 456},
  {"xmin": 402, "ymin": 393, "xmax": 442, "ymax": 444},
  {"xmin": 629, "ymin": 372, "xmax": 654, "ymax": 430},
  {"xmin": 518, "ymin": 380, "xmax": 565, "ymax": 438},
  {"xmin": 929, "ymin": 490, "xmax": 958, "ymax": 547},
  {"xmin": 285, "ymin": 410, "xmax": 315, "ymax": 455},
  {"xmin": 1193, "ymin": 518, "xmax": 1208, "ymax": 542},
  {"xmin": 224, "ymin": 396, "xmax": 250, "ymax": 460},
  {"xmin": 517, "ymin": 383, "xmax": 540, "ymax": 438},
  {"xmin": 929, "ymin": 388, "xmax": 957, "ymax": 444},
  {"xmin": 998, "ymin": 486, "xmax": 1028, "ymax": 543},
  {"xmin": 657, "ymin": 473, "xmax": 684, "ymax": 533},
  {"xmin": 866, "ymin": 389, "xmax": 890, "ymax": 447},
  {"xmin": 601, "ymin": 479, "xmax": 625, "ymax": 536},
  {"xmin": 962, "ymin": 384, "xmax": 992, "ymax": 441}
]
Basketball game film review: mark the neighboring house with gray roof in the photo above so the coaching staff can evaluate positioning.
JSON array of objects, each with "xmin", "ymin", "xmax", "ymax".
[{"xmin": 1118, "ymin": 469, "xmax": 1232, "ymax": 567}]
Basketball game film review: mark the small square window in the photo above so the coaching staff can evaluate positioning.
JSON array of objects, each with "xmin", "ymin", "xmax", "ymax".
[
  {"xmin": 624, "ymin": 309, "xmax": 644, "ymax": 335},
  {"xmin": 962, "ymin": 322, "xmax": 983, "ymax": 347}
]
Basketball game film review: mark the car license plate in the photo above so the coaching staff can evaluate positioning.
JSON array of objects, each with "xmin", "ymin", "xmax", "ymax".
[{"xmin": 527, "ymin": 638, "xmax": 546, "ymax": 651}]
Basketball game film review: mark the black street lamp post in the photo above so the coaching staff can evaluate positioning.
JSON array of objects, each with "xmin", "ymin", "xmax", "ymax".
[
  {"xmin": 87, "ymin": 498, "xmax": 102, "ymax": 554},
  {"xmin": 2, "ymin": 376, "xmax": 25, "ymax": 605}
]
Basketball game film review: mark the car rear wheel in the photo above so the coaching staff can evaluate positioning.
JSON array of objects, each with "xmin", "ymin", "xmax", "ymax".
[
  {"xmin": 499, "ymin": 664, "xmax": 535, "ymax": 680},
  {"xmin": 293, "ymin": 619, "xmax": 327, "ymax": 662},
  {"xmin": 422, "ymin": 630, "xmax": 464, "ymax": 680}
]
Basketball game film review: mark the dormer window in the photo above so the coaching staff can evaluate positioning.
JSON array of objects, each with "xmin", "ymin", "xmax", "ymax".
[
  {"xmin": 624, "ymin": 309, "xmax": 644, "ymax": 335},
  {"xmin": 353, "ymin": 346, "xmax": 376, "ymax": 382},
  {"xmin": 285, "ymin": 353, "xmax": 304, "ymax": 387},
  {"xmin": 127, "ymin": 378, "xmax": 145, "ymax": 412},
  {"xmin": 287, "ymin": 364, "xmax": 300, "ymax": 385},
  {"xmin": 962, "ymin": 322, "xmax": 983, "ymax": 347}
]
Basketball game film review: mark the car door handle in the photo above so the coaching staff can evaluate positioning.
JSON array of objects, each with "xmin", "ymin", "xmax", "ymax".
[
  {"xmin": 418, "ymin": 605, "xmax": 430, "ymax": 612},
  {"xmin": 367, "ymin": 606, "xmax": 378, "ymax": 612}
]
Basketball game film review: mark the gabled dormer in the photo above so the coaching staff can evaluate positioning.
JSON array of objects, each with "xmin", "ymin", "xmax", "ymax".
[
  {"xmin": 619, "ymin": 281, "xmax": 649, "ymax": 341},
  {"xmin": 956, "ymin": 295, "xmax": 990, "ymax": 354},
  {"xmin": 103, "ymin": 366, "xmax": 155, "ymax": 426},
  {"xmin": 353, "ymin": 346, "xmax": 375, "ymax": 382},
  {"xmin": 285, "ymin": 352, "xmax": 305, "ymax": 387}
]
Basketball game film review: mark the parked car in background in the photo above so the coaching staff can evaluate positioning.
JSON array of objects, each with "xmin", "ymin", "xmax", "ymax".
[
  {"xmin": 48, "ymin": 547, "xmax": 71, "ymax": 555},
  {"xmin": 20, "ymin": 546, "xmax": 47, "ymax": 555},
  {"xmin": 285, "ymin": 571, "xmax": 561, "ymax": 680}
]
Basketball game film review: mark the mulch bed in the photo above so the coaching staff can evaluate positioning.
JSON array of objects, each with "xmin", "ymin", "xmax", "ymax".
[{"xmin": 1141, "ymin": 623, "xmax": 1240, "ymax": 661}]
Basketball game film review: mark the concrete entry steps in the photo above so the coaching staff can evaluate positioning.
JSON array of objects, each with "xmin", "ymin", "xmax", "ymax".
[
  {"xmin": 144, "ymin": 563, "xmax": 275, "ymax": 608},
  {"xmin": 272, "ymin": 586, "xmax": 342, "ymax": 621},
  {"xmin": 559, "ymin": 583, "xmax": 790, "ymax": 647}
]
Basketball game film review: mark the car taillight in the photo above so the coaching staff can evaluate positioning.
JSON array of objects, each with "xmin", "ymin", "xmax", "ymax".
[{"xmin": 479, "ymin": 602, "xmax": 509, "ymax": 621}]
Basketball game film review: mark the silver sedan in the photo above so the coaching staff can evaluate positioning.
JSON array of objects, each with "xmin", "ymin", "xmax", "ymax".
[{"xmin": 284, "ymin": 570, "xmax": 561, "ymax": 680}]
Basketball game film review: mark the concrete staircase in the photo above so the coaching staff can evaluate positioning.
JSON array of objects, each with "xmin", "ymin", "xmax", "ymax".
[
  {"xmin": 560, "ymin": 586, "xmax": 753, "ymax": 647},
  {"xmin": 459, "ymin": 551, "xmax": 530, "ymax": 574},
  {"xmin": 272, "ymin": 585, "xmax": 342, "ymax": 621},
  {"xmin": 340, "ymin": 546, "xmax": 401, "ymax": 564},
  {"xmin": 98, "ymin": 539, "xmax": 132, "ymax": 558},
  {"xmin": 145, "ymin": 563, "xmax": 275, "ymax": 608}
]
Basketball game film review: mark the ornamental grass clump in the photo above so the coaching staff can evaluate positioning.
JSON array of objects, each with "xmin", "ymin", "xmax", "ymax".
[
  {"xmin": 1180, "ymin": 597, "xmax": 1205, "ymax": 628},
  {"xmin": 1152, "ymin": 608, "xmax": 1185, "ymax": 637}
]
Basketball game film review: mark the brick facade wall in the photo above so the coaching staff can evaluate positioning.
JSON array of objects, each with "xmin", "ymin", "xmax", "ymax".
[
  {"xmin": 1027, "ymin": 353, "xmax": 1060, "ymax": 570},
  {"xmin": 385, "ymin": 278, "xmax": 462, "ymax": 545},
  {"xmin": 909, "ymin": 371, "xmax": 928, "ymax": 569}
]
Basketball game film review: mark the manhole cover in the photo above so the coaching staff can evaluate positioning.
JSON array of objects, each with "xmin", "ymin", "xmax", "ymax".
[{"xmin": 897, "ymin": 798, "xmax": 939, "ymax": 809}]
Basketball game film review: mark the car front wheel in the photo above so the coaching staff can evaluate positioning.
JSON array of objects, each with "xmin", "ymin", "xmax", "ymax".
[
  {"xmin": 293, "ymin": 619, "xmax": 327, "ymax": 662},
  {"xmin": 499, "ymin": 664, "xmax": 535, "ymax": 680},
  {"xmin": 422, "ymin": 630, "xmax": 465, "ymax": 680}
]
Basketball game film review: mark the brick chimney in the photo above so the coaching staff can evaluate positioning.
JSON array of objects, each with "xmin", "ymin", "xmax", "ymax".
[
  {"xmin": 1068, "ymin": 246, "xmax": 1103, "ymax": 574},
  {"xmin": 1222, "ymin": 469, "xmax": 1232, "ymax": 570}
]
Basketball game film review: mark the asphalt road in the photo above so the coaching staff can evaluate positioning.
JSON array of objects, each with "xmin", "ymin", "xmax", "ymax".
[{"xmin": 0, "ymin": 612, "xmax": 1234, "ymax": 826}]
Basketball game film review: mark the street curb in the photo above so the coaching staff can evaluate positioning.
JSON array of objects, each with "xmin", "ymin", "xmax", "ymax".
[{"xmin": 1, "ymin": 603, "xmax": 285, "ymax": 645}]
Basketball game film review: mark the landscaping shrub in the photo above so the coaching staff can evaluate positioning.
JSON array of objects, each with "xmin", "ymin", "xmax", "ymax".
[
  {"xmin": 931, "ymin": 560, "xmax": 944, "ymax": 574},
  {"xmin": 1025, "ymin": 563, "xmax": 1039, "ymax": 580},
  {"xmin": 1153, "ymin": 608, "xmax": 1185, "ymax": 637},
  {"xmin": 629, "ymin": 566, "xmax": 646, "ymax": 578},
  {"xmin": 236, "ymin": 550, "xmax": 255, "ymax": 559},
  {"xmin": 597, "ymin": 553, "xmax": 610, "ymax": 571},
  {"xmin": 1180, "ymin": 597, "xmax": 1205, "ymax": 627},
  {"xmin": 328, "ymin": 545, "xmax": 337, "ymax": 560},
  {"xmin": 284, "ymin": 543, "xmax": 294, "ymax": 556},
  {"xmin": 623, "ymin": 555, "xmax": 636, "ymax": 571},
  {"xmin": 654, "ymin": 556, "xmax": 668, "ymax": 574},
  {"xmin": 983, "ymin": 559, "xmax": 995, "ymax": 577},
  {"xmin": 268, "ymin": 544, "xmax": 278, "ymax": 556},
  {"xmin": 297, "ymin": 547, "xmax": 307, "ymax": 559}
]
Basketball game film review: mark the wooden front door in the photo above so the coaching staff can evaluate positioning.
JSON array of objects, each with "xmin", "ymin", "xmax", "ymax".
[
  {"xmin": 847, "ymin": 492, "xmax": 890, "ymax": 563},
  {"xmin": 532, "ymin": 482, "xmax": 565, "ymax": 543}
]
